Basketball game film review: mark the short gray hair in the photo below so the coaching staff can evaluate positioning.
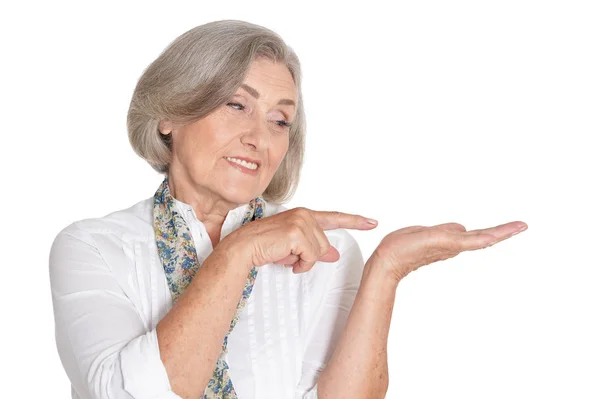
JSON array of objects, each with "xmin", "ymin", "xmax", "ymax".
[{"xmin": 127, "ymin": 20, "xmax": 305, "ymax": 204}]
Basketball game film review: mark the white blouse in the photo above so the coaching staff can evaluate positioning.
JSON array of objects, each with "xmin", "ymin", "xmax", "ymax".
[{"xmin": 49, "ymin": 196, "xmax": 365, "ymax": 399}]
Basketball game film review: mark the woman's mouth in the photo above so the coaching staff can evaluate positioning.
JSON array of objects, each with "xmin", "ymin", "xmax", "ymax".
[
  {"xmin": 225, "ymin": 156, "xmax": 259, "ymax": 170},
  {"xmin": 225, "ymin": 156, "xmax": 260, "ymax": 175}
]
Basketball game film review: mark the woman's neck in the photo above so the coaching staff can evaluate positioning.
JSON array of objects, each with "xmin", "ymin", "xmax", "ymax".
[{"xmin": 167, "ymin": 170, "xmax": 242, "ymax": 247}]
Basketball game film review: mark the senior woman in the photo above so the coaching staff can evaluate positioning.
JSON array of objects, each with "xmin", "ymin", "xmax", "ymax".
[{"xmin": 49, "ymin": 20, "xmax": 527, "ymax": 399}]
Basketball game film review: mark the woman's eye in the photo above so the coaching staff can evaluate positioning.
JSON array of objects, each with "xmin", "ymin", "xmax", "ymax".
[
  {"xmin": 227, "ymin": 102, "xmax": 245, "ymax": 111},
  {"xmin": 275, "ymin": 120, "xmax": 292, "ymax": 128}
]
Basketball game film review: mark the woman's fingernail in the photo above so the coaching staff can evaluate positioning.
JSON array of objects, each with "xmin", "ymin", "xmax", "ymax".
[
  {"xmin": 511, "ymin": 225, "xmax": 527, "ymax": 236},
  {"xmin": 366, "ymin": 218, "xmax": 378, "ymax": 225},
  {"xmin": 518, "ymin": 224, "xmax": 528, "ymax": 232}
]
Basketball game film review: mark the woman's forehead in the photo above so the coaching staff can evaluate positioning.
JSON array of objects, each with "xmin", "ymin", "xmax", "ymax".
[{"xmin": 242, "ymin": 59, "xmax": 297, "ymax": 100}]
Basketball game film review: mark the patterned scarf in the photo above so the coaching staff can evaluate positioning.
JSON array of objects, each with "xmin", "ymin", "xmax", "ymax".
[{"xmin": 153, "ymin": 177, "xmax": 265, "ymax": 398}]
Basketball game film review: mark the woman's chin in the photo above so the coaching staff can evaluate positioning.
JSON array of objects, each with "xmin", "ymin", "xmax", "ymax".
[
  {"xmin": 219, "ymin": 174, "xmax": 267, "ymax": 204},
  {"xmin": 219, "ymin": 187, "xmax": 262, "ymax": 206}
]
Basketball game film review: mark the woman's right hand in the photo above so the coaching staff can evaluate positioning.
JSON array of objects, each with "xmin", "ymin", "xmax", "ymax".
[{"xmin": 221, "ymin": 207, "xmax": 378, "ymax": 274}]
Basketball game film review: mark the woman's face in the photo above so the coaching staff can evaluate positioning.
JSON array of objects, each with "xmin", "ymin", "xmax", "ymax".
[{"xmin": 164, "ymin": 58, "xmax": 297, "ymax": 205}]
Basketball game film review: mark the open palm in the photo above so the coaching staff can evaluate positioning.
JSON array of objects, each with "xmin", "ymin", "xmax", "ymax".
[{"xmin": 371, "ymin": 221, "xmax": 528, "ymax": 282}]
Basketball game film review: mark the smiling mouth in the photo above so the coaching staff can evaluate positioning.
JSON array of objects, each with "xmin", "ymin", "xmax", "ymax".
[{"xmin": 225, "ymin": 156, "xmax": 259, "ymax": 170}]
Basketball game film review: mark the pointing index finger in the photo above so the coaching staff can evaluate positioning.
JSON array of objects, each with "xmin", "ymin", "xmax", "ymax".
[{"xmin": 311, "ymin": 210, "xmax": 378, "ymax": 231}]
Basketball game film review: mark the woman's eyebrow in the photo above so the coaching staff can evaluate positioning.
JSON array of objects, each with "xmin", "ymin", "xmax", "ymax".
[{"xmin": 241, "ymin": 83, "xmax": 296, "ymax": 107}]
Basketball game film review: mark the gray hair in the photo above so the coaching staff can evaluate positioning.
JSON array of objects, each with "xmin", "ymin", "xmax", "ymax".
[{"xmin": 127, "ymin": 20, "xmax": 305, "ymax": 204}]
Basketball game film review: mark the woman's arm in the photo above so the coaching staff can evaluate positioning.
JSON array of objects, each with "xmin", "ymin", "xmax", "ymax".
[
  {"xmin": 316, "ymin": 221, "xmax": 527, "ymax": 398},
  {"xmin": 316, "ymin": 256, "xmax": 398, "ymax": 399},
  {"xmin": 50, "ymin": 224, "xmax": 251, "ymax": 399},
  {"xmin": 156, "ymin": 240, "xmax": 254, "ymax": 399},
  {"xmin": 50, "ymin": 226, "xmax": 182, "ymax": 399},
  {"xmin": 157, "ymin": 207, "xmax": 377, "ymax": 398}
]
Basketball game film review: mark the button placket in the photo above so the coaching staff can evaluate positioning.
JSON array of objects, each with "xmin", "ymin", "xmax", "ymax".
[
  {"xmin": 184, "ymin": 206, "xmax": 214, "ymax": 262},
  {"xmin": 186, "ymin": 208, "xmax": 202, "ymax": 238}
]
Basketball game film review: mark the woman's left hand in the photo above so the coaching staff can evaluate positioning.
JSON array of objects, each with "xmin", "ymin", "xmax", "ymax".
[{"xmin": 370, "ymin": 221, "xmax": 528, "ymax": 283}]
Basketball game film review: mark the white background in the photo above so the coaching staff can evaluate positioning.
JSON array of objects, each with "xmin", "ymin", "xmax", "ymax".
[{"xmin": 1, "ymin": 0, "xmax": 598, "ymax": 397}]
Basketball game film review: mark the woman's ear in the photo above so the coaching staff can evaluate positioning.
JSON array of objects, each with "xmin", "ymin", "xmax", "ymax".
[{"xmin": 159, "ymin": 120, "xmax": 173, "ymax": 135}]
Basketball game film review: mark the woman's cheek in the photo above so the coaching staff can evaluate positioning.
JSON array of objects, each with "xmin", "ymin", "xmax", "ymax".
[{"xmin": 271, "ymin": 151, "xmax": 287, "ymax": 173}]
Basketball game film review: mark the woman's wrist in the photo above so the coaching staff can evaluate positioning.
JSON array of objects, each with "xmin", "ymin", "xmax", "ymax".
[
  {"xmin": 366, "ymin": 251, "xmax": 408, "ymax": 287},
  {"xmin": 216, "ymin": 232, "xmax": 255, "ymax": 272}
]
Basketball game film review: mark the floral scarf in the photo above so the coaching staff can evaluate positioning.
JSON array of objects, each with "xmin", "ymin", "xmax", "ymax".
[{"xmin": 153, "ymin": 177, "xmax": 265, "ymax": 398}]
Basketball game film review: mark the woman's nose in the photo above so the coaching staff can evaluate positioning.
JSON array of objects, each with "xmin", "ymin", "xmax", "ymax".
[{"xmin": 240, "ymin": 114, "xmax": 270, "ymax": 151}]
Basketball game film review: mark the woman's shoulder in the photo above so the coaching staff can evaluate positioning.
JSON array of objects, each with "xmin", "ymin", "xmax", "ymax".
[
  {"xmin": 49, "ymin": 198, "xmax": 156, "ymax": 312},
  {"xmin": 52, "ymin": 197, "xmax": 155, "ymax": 248}
]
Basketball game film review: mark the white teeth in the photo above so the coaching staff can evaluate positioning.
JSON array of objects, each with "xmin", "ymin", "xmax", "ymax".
[{"xmin": 226, "ymin": 157, "xmax": 258, "ymax": 170}]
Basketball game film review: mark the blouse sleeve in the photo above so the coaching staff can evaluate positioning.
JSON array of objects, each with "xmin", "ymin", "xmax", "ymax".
[
  {"xmin": 294, "ymin": 230, "xmax": 366, "ymax": 398},
  {"xmin": 49, "ymin": 224, "xmax": 181, "ymax": 399}
]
